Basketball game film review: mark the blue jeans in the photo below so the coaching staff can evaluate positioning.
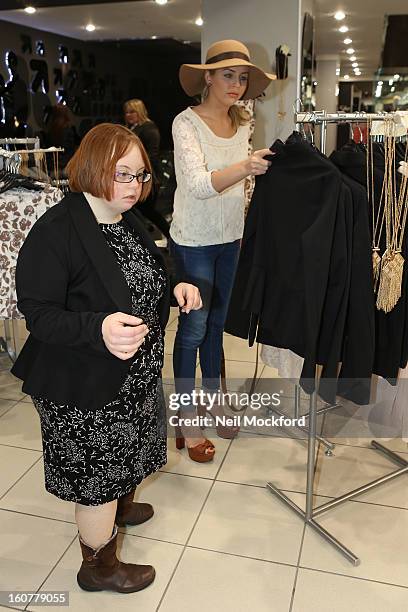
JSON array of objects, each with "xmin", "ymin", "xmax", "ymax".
[{"xmin": 169, "ymin": 238, "xmax": 240, "ymax": 402}]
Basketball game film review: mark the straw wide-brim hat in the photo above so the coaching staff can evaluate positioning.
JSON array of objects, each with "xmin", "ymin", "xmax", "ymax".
[{"xmin": 179, "ymin": 39, "xmax": 276, "ymax": 100}]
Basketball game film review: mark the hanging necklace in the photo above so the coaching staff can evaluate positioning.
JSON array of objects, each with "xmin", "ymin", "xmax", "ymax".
[
  {"xmin": 389, "ymin": 139, "xmax": 408, "ymax": 307},
  {"xmin": 369, "ymin": 118, "xmax": 386, "ymax": 288},
  {"xmin": 376, "ymin": 121, "xmax": 408, "ymax": 312}
]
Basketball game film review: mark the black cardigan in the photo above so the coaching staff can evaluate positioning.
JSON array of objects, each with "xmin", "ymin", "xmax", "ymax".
[{"xmin": 11, "ymin": 192, "xmax": 172, "ymax": 411}]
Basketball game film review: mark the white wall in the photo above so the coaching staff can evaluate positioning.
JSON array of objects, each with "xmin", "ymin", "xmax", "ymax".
[
  {"xmin": 315, "ymin": 57, "xmax": 339, "ymax": 154},
  {"xmin": 202, "ymin": 0, "xmax": 302, "ymax": 149}
]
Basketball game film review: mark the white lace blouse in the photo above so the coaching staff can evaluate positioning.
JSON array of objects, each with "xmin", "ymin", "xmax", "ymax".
[{"xmin": 170, "ymin": 107, "xmax": 250, "ymax": 246}]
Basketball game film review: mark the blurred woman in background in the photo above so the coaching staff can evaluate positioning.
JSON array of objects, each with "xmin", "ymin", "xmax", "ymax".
[
  {"xmin": 124, "ymin": 99, "xmax": 170, "ymax": 241},
  {"xmin": 45, "ymin": 104, "xmax": 79, "ymax": 172}
]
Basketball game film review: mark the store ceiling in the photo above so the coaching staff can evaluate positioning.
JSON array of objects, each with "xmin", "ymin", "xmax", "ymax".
[
  {"xmin": 0, "ymin": 0, "xmax": 134, "ymax": 7},
  {"xmin": 0, "ymin": 1, "xmax": 407, "ymax": 80},
  {"xmin": 0, "ymin": 0, "xmax": 202, "ymax": 43},
  {"xmin": 315, "ymin": 0, "xmax": 408, "ymax": 81}
]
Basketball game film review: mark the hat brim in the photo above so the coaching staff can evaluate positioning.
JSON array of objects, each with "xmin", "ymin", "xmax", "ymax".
[{"xmin": 179, "ymin": 59, "xmax": 276, "ymax": 100}]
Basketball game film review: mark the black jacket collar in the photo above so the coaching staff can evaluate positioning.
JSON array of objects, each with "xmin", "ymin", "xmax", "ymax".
[{"xmin": 66, "ymin": 192, "xmax": 166, "ymax": 313}]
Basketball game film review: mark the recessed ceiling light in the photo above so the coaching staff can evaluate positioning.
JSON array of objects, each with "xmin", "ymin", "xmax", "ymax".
[
  {"xmin": 352, "ymin": 62, "xmax": 358, "ymax": 68},
  {"xmin": 349, "ymin": 56, "xmax": 356, "ymax": 62},
  {"xmin": 24, "ymin": 6, "xmax": 36, "ymax": 13},
  {"xmin": 85, "ymin": 23, "xmax": 96, "ymax": 32},
  {"xmin": 339, "ymin": 25, "xmax": 349, "ymax": 33},
  {"xmin": 195, "ymin": 17, "xmax": 203, "ymax": 26},
  {"xmin": 155, "ymin": 0, "xmax": 168, "ymax": 5},
  {"xmin": 346, "ymin": 48, "xmax": 355, "ymax": 55},
  {"xmin": 343, "ymin": 38, "xmax": 352, "ymax": 44},
  {"xmin": 334, "ymin": 11, "xmax": 346, "ymax": 21},
  {"xmin": 151, "ymin": 35, "xmax": 157, "ymax": 39},
  {"xmin": 343, "ymin": 74, "xmax": 350, "ymax": 80}
]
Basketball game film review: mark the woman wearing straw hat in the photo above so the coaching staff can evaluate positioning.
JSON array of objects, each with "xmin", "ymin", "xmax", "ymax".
[{"xmin": 170, "ymin": 40, "xmax": 275, "ymax": 462}]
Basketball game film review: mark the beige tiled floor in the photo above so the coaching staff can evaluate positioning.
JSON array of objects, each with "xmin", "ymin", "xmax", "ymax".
[{"xmin": 1, "ymin": 322, "xmax": 408, "ymax": 611}]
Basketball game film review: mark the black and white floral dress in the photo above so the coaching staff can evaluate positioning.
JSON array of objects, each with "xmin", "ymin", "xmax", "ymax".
[{"xmin": 32, "ymin": 219, "xmax": 167, "ymax": 506}]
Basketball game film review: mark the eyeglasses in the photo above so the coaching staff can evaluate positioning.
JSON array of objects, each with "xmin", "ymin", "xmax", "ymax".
[{"xmin": 114, "ymin": 169, "xmax": 151, "ymax": 184}]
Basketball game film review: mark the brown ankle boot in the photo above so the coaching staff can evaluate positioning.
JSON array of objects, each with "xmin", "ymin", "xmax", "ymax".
[
  {"xmin": 77, "ymin": 526, "xmax": 155, "ymax": 593},
  {"xmin": 115, "ymin": 489, "xmax": 154, "ymax": 527}
]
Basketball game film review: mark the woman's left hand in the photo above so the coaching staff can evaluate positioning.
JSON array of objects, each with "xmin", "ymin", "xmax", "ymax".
[{"xmin": 173, "ymin": 283, "xmax": 202, "ymax": 314}]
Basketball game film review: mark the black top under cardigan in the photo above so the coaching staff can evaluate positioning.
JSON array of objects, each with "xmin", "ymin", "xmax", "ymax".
[{"xmin": 11, "ymin": 192, "xmax": 172, "ymax": 411}]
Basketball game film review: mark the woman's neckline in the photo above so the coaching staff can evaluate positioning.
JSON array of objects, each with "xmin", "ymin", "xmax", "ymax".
[
  {"xmin": 130, "ymin": 120, "xmax": 150, "ymax": 128},
  {"xmin": 99, "ymin": 218, "xmax": 124, "ymax": 227},
  {"xmin": 188, "ymin": 106, "xmax": 239, "ymax": 140}
]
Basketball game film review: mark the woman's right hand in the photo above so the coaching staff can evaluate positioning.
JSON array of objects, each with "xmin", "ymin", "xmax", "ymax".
[
  {"xmin": 102, "ymin": 312, "xmax": 149, "ymax": 360},
  {"xmin": 245, "ymin": 149, "xmax": 273, "ymax": 176}
]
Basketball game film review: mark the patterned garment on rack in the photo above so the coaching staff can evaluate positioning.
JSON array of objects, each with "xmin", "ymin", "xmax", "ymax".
[{"xmin": 0, "ymin": 185, "xmax": 63, "ymax": 319}]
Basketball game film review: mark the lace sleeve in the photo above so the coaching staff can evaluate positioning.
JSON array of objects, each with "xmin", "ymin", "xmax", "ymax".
[{"xmin": 172, "ymin": 114, "xmax": 219, "ymax": 200}]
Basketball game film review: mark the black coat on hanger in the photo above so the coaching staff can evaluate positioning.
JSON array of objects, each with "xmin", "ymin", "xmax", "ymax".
[
  {"xmin": 323, "ymin": 173, "xmax": 375, "ymax": 404},
  {"xmin": 226, "ymin": 133, "xmax": 375, "ymax": 403},
  {"xmin": 226, "ymin": 135, "xmax": 348, "ymax": 395},
  {"xmin": 11, "ymin": 192, "xmax": 172, "ymax": 411}
]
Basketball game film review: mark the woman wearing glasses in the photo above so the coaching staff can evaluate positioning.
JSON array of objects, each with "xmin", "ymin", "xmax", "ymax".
[{"xmin": 11, "ymin": 123, "xmax": 201, "ymax": 594}]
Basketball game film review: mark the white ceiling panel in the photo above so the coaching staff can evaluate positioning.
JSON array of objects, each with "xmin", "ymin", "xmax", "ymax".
[
  {"xmin": 315, "ymin": 0, "xmax": 408, "ymax": 79},
  {"xmin": 0, "ymin": 0, "xmax": 202, "ymax": 42}
]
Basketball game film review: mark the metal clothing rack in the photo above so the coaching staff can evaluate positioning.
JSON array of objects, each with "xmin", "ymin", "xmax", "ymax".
[
  {"xmin": 0, "ymin": 137, "xmax": 40, "ymax": 146},
  {"xmin": 265, "ymin": 382, "xmax": 337, "ymax": 454},
  {"xmin": 266, "ymin": 109, "xmax": 408, "ymax": 566}
]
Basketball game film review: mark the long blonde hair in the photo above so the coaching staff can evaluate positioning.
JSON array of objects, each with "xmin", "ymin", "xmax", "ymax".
[
  {"xmin": 202, "ymin": 69, "xmax": 250, "ymax": 131},
  {"xmin": 123, "ymin": 99, "xmax": 150, "ymax": 125}
]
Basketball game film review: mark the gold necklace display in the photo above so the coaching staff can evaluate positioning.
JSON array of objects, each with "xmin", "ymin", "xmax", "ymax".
[
  {"xmin": 375, "ymin": 120, "xmax": 408, "ymax": 313},
  {"xmin": 367, "ymin": 118, "xmax": 384, "ymax": 287}
]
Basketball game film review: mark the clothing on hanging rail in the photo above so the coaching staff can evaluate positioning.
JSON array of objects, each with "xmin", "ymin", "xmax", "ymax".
[
  {"xmin": 225, "ymin": 131, "xmax": 375, "ymax": 404},
  {"xmin": 260, "ymin": 345, "xmax": 303, "ymax": 379},
  {"xmin": 330, "ymin": 143, "xmax": 408, "ymax": 381}
]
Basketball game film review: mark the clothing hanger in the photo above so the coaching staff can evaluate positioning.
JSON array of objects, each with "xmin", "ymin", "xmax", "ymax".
[
  {"xmin": 0, "ymin": 151, "xmax": 45, "ymax": 194},
  {"xmin": 0, "ymin": 172, "xmax": 44, "ymax": 194},
  {"xmin": 305, "ymin": 123, "xmax": 315, "ymax": 146}
]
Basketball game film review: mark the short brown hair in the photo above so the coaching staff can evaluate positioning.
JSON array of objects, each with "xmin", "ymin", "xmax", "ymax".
[{"xmin": 66, "ymin": 123, "xmax": 152, "ymax": 201}]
